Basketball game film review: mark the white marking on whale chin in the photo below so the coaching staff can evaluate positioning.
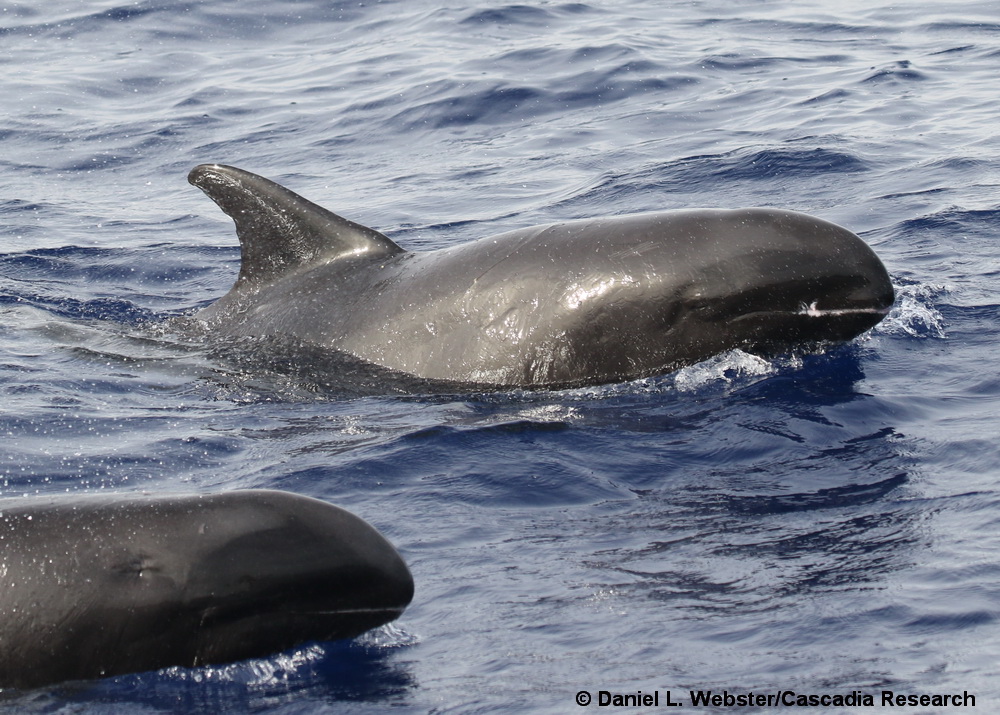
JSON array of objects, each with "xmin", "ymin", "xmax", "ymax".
[{"xmin": 797, "ymin": 301, "xmax": 891, "ymax": 318}]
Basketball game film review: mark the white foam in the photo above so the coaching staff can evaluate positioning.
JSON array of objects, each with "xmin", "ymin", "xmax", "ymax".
[
  {"xmin": 672, "ymin": 349, "xmax": 787, "ymax": 392},
  {"xmin": 874, "ymin": 283, "xmax": 948, "ymax": 339}
]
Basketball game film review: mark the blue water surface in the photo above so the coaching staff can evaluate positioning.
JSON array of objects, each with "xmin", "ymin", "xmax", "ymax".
[{"xmin": 1, "ymin": 0, "xmax": 998, "ymax": 712}]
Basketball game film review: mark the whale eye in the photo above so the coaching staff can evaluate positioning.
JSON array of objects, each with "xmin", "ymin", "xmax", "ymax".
[{"xmin": 111, "ymin": 555, "xmax": 162, "ymax": 581}]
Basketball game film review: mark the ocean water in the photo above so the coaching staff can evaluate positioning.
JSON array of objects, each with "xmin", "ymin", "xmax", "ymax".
[{"xmin": 1, "ymin": 0, "xmax": 998, "ymax": 712}]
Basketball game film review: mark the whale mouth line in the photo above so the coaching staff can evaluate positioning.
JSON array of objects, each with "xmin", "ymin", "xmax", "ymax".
[
  {"xmin": 294, "ymin": 606, "xmax": 408, "ymax": 616},
  {"xmin": 797, "ymin": 301, "xmax": 892, "ymax": 318}
]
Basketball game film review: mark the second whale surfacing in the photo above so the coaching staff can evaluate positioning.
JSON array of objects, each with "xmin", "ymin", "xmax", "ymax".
[
  {"xmin": 189, "ymin": 164, "xmax": 894, "ymax": 389},
  {"xmin": 0, "ymin": 490, "xmax": 413, "ymax": 689}
]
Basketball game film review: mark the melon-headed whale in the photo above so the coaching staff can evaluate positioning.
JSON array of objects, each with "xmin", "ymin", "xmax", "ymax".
[
  {"xmin": 189, "ymin": 164, "xmax": 894, "ymax": 389},
  {"xmin": 0, "ymin": 490, "xmax": 413, "ymax": 689}
]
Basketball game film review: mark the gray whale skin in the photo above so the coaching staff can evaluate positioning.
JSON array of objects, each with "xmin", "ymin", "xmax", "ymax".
[
  {"xmin": 0, "ymin": 490, "xmax": 412, "ymax": 689},
  {"xmin": 190, "ymin": 164, "xmax": 894, "ymax": 389}
]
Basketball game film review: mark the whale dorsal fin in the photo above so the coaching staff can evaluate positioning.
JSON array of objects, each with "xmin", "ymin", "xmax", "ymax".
[{"xmin": 189, "ymin": 164, "xmax": 405, "ymax": 287}]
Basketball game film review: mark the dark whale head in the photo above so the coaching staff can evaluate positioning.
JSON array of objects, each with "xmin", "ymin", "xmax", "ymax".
[
  {"xmin": 482, "ymin": 208, "xmax": 896, "ymax": 385},
  {"xmin": 0, "ymin": 490, "xmax": 413, "ymax": 689},
  {"xmin": 187, "ymin": 164, "xmax": 894, "ymax": 388},
  {"xmin": 627, "ymin": 209, "xmax": 896, "ymax": 355}
]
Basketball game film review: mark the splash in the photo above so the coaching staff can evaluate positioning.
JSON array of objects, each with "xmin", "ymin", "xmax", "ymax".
[
  {"xmin": 671, "ymin": 350, "xmax": 788, "ymax": 392},
  {"xmin": 875, "ymin": 283, "xmax": 947, "ymax": 339}
]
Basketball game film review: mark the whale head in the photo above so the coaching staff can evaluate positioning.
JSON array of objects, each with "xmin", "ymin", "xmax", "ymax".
[{"xmin": 668, "ymin": 208, "xmax": 894, "ymax": 351}]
